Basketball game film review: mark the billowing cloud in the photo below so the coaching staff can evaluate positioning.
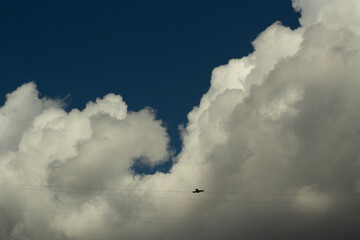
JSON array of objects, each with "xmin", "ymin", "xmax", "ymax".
[{"xmin": 1, "ymin": 0, "xmax": 360, "ymax": 239}]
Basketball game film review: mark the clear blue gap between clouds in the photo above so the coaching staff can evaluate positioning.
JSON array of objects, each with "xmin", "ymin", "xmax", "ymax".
[{"xmin": 0, "ymin": 0, "xmax": 300, "ymax": 174}]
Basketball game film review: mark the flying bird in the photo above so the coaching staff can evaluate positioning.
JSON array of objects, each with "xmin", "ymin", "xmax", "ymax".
[{"xmin": 192, "ymin": 188, "xmax": 204, "ymax": 193}]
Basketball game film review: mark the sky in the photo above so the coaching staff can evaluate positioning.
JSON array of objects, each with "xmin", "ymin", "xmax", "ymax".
[
  {"xmin": 0, "ymin": 0, "xmax": 300, "ymax": 158},
  {"xmin": 1, "ymin": 0, "xmax": 360, "ymax": 239}
]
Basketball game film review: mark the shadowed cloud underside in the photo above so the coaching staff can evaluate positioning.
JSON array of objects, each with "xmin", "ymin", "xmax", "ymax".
[{"xmin": 1, "ymin": 0, "xmax": 360, "ymax": 239}]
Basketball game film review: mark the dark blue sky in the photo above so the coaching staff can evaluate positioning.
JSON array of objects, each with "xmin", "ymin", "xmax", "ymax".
[{"xmin": 0, "ymin": 0, "xmax": 300, "ymax": 155}]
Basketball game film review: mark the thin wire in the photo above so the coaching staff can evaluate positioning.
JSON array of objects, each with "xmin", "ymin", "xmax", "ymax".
[
  {"xmin": 0, "ymin": 207, "xmax": 356, "ymax": 226},
  {"xmin": 0, "ymin": 185, "xmax": 359, "ymax": 205},
  {"xmin": 0, "ymin": 183, "xmax": 189, "ymax": 193},
  {"xmin": 0, "ymin": 183, "xmax": 358, "ymax": 197},
  {"xmin": 0, "ymin": 227, "xmax": 20, "ymax": 240},
  {"xmin": 205, "ymin": 190, "xmax": 360, "ymax": 196}
]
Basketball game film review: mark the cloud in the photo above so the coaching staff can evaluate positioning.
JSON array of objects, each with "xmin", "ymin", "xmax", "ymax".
[
  {"xmin": 0, "ymin": 82, "xmax": 171, "ymax": 239},
  {"xmin": 1, "ymin": 0, "xmax": 360, "ymax": 239},
  {"xmin": 0, "ymin": 83, "xmax": 60, "ymax": 154}
]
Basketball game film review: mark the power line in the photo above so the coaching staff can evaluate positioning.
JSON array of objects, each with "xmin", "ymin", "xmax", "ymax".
[
  {"xmin": 0, "ymin": 183, "xmax": 189, "ymax": 193},
  {"xmin": 0, "ymin": 184, "xmax": 359, "ymax": 206},
  {"xmin": 0, "ymin": 227, "xmax": 20, "ymax": 240},
  {"xmin": 205, "ymin": 190, "xmax": 360, "ymax": 197},
  {"xmin": 0, "ymin": 183, "xmax": 358, "ymax": 197},
  {"xmin": 0, "ymin": 206, "xmax": 357, "ymax": 226}
]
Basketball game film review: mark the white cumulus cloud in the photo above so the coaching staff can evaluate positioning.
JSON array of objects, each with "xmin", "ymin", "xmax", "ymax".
[{"xmin": 1, "ymin": 0, "xmax": 360, "ymax": 239}]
